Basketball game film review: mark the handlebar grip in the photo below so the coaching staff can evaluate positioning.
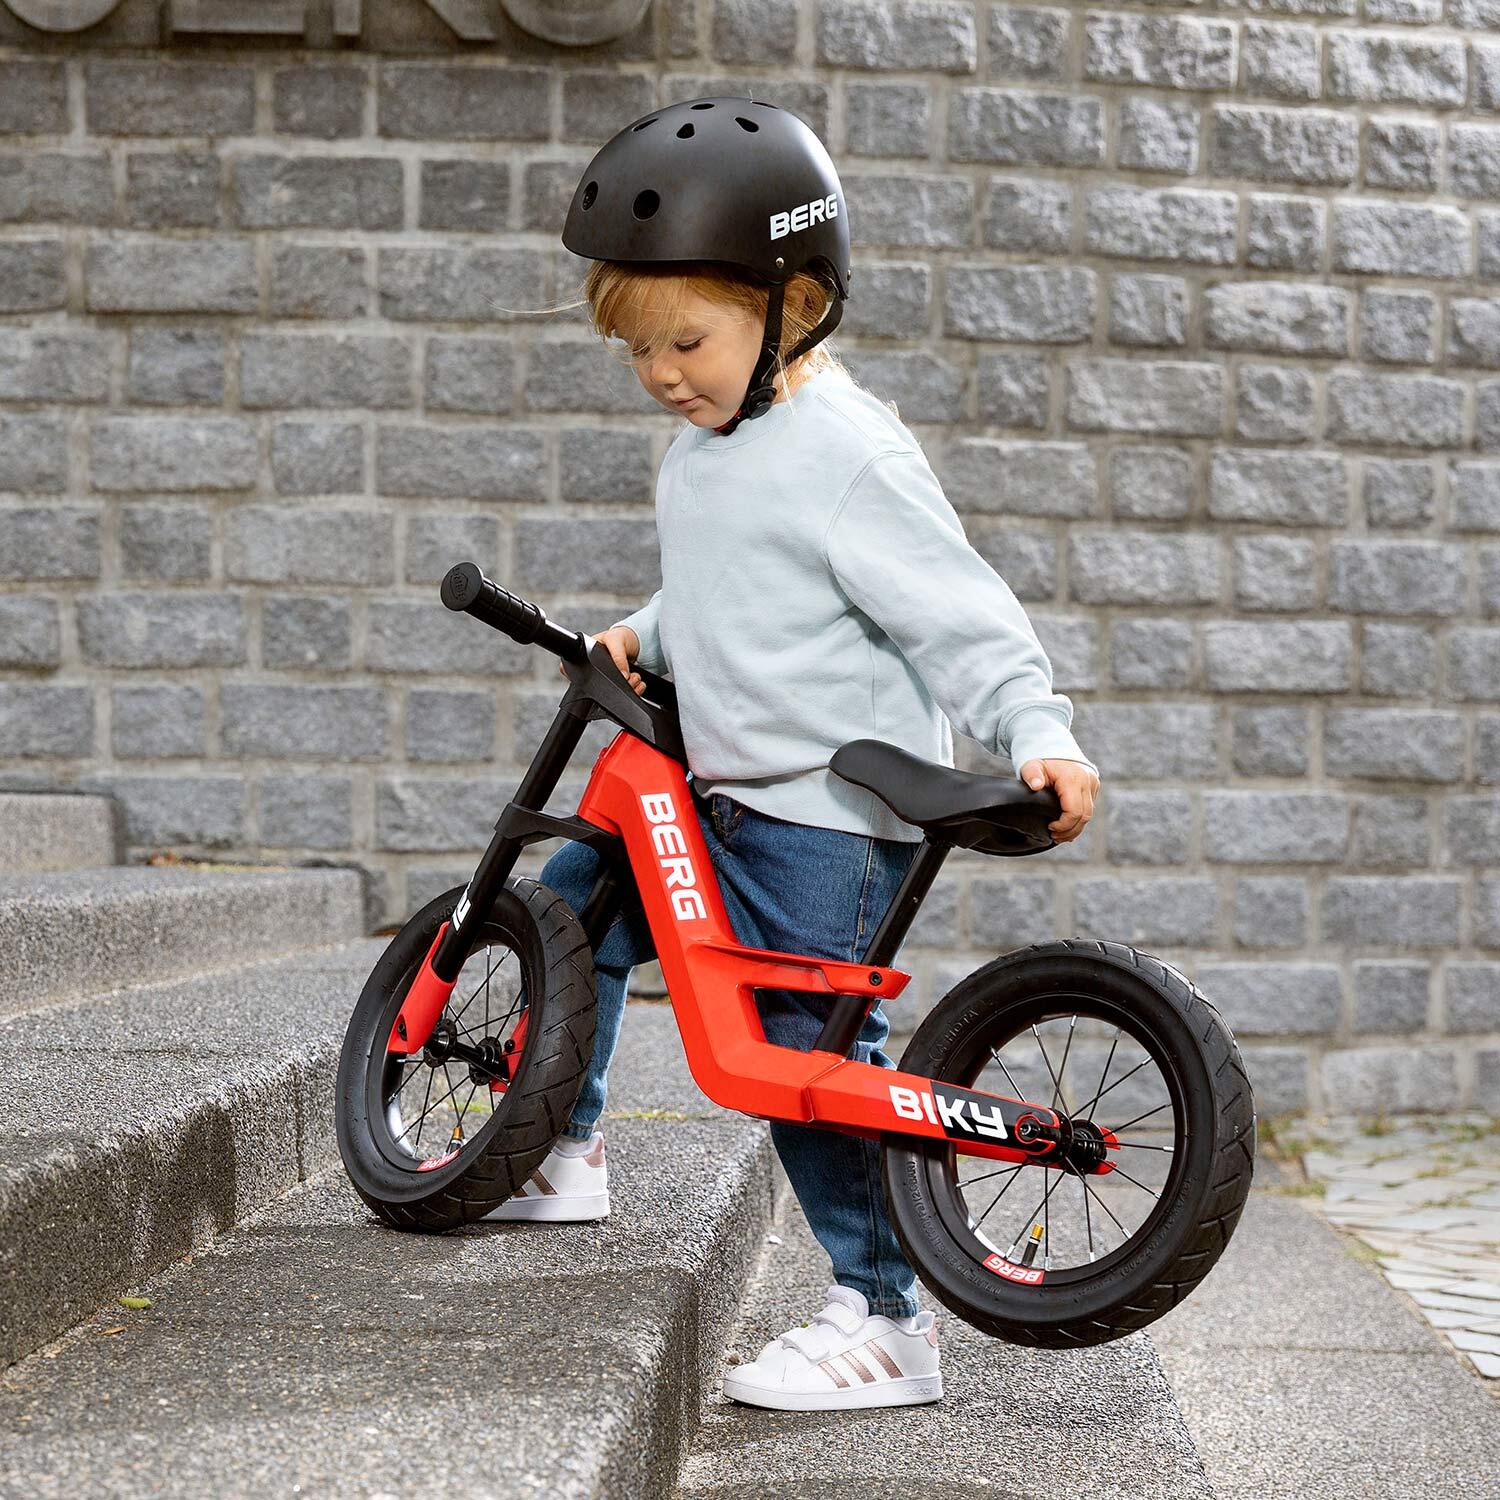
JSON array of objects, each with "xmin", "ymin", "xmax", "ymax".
[
  {"xmin": 440, "ymin": 561, "xmax": 586, "ymax": 662},
  {"xmin": 441, "ymin": 562, "xmax": 536, "ymax": 638}
]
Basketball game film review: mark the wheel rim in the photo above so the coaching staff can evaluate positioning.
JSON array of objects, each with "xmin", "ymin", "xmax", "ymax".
[
  {"xmin": 369, "ymin": 918, "xmax": 533, "ymax": 1184},
  {"xmin": 925, "ymin": 991, "xmax": 1190, "ymax": 1287}
]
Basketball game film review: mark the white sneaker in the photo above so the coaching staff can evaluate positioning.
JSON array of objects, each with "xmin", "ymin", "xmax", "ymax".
[
  {"xmin": 721, "ymin": 1284, "xmax": 942, "ymax": 1411},
  {"xmin": 480, "ymin": 1131, "xmax": 609, "ymax": 1222}
]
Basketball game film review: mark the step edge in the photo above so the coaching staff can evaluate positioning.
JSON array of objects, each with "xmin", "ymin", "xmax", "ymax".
[
  {"xmin": 0, "ymin": 1037, "xmax": 344, "ymax": 1371},
  {"xmin": 0, "ymin": 869, "xmax": 370, "ymax": 1014}
]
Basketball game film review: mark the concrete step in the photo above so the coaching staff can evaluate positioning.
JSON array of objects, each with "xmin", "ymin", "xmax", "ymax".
[
  {"xmin": 0, "ymin": 1004, "xmax": 778, "ymax": 1499},
  {"xmin": 0, "ymin": 792, "xmax": 121, "ymax": 874},
  {"xmin": 0, "ymin": 937, "xmax": 386, "ymax": 1368},
  {"xmin": 675, "ymin": 1164, "xmax": 1214, "ymax": 1500},
  {"xmin": 0, "ymin": 863, "xmax": 367, "ymax": 1017},
  {"xmin": 1151, "ymin": 1174, "xmax": 1500, "ymax": 1500}
]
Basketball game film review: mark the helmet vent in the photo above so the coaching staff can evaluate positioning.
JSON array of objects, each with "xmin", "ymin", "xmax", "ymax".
[
  {"xmin": 676, "ymin": 123, "xmax": 694, "ymax": 138},
  {"xmin": 735, "ymin": 117, "xmax": 759, "ymax": 132},
  {"xmin": 631, "ymin": 118, "xmax": 656, "ymax": 132},
  {"xmin": 690, "ymin": 101, "xmax": 714, "ymax": 110},
  {"xmin": 632, "ymin": 188, "xmax": 660, "ymax": 220},
  {"xmin": 581, "ymin": 181, "xmax": 597, "ymax": 209}
]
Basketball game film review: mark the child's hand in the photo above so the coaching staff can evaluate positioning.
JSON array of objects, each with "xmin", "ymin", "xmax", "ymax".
[
  {"xmin": 1017, "ymin": 758, "xmax": 1099, "ymax": 843},
  {"xmin": 560, "ymin": 625, "xmax": 646, "ymax": 694}
]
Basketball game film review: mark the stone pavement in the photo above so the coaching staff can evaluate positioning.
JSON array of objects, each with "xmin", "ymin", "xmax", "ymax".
[
  {"xmin": 1151, "ymin": 1144, "xmax": 1500, "ymax": 1500},
  {"xmin": 1273, "ymin": 1113, "xmax": 1500, "ymax": 1393}
]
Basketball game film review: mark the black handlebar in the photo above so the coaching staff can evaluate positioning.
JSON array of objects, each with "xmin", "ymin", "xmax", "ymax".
[
  {"xmin": 440, "ymin": 562, "xmax": 590, "ymax": 665},
  {"xmin": 441, "ymin": 561, "xmax": 678, "ymax": 713},
  {"xmin": 442, "ymin": 560, "xmax": 685, "ymax": 766}
]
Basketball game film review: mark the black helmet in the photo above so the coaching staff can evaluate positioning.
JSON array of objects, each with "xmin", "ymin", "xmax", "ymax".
[{"xmin": 562, "ymin": 95, "xmax": 851, "ymax": 435}]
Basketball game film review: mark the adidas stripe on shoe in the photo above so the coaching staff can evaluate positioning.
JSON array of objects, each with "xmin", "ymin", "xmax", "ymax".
[
  {"xmin": 722, "ymin": 1283, "xmax": 942, "ymax": 1411},
  {"xmin": 481, "ymin": 1130, "xmax": 610, "ymax": 1222}
]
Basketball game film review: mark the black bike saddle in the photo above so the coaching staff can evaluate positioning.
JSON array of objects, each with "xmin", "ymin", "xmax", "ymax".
[{"xmin": 830, "ymin": 738, "xmax": 1062, "ymax": 857}]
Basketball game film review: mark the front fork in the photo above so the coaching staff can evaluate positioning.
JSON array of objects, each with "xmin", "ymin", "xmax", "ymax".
[{"xmin": 385, "ymin": 676, "xmax": 630, "ymax": 1062}]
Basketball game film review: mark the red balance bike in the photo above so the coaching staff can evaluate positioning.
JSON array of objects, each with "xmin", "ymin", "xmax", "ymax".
[{"xmin": 335, "ymin": 563, "xmax": 1255, "ymax": 1348}]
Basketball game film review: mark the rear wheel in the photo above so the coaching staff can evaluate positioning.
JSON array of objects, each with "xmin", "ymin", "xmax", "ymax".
[
  {"xmin": 883, "ymin": 939, "xmax": 1254, "ymax": 1347},
  {"xmin": 335, "ymin": 878, "xmax": 596, "ymax": 1231}
]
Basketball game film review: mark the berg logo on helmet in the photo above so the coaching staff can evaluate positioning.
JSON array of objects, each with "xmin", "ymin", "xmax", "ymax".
[
  {"xmin": 641, "ymin": 792, "xmax": 709, "ymax": 921},
  {"xmin": 770, "ymin": 193, "xmax": 838, "ymax": 241}
]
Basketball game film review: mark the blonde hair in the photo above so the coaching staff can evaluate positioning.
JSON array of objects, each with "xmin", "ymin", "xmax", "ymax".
[
  {"xmin": 586, "ymin": 260, "xmax": 844, "ymax": 396},
  {"xmin": 507, "ymin": 260, "xmax": 895, "ymax": 416}
]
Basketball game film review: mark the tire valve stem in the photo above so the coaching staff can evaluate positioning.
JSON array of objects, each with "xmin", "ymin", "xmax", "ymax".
[
  {"xmin": 1020, "ymin": 1223, "xmax": 1044, "ymax": 1268},
  {"xmin": 449, "ymin": 1124, "xmax": 464, "ymax": 1147}
]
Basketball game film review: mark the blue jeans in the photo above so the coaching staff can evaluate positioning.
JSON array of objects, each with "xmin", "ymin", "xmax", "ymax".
[{"xmin": 534, "ymin": 782, "xmax": 924, "ymax": 1319}]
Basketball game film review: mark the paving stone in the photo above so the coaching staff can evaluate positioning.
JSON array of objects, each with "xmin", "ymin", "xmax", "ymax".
[{"xmin": 1296, "ymin": 1118, "xmax": 1500, "ymax": 1396}]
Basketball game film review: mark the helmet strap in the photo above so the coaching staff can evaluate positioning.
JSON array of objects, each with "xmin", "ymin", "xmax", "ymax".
[
  {"xmin": 782, "ymin": 291, "xmax": 844, "ymax": 367},
  {"xmin": 714, "ymin": 279, "xmax": 785, "ymax": 435},
  {"xmin": 713, "ymin": 279, "xmax": 845, "ymax": 436}
]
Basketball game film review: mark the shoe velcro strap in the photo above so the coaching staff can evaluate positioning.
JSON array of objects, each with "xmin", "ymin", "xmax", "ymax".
[
  {"xmin": 779, "ymin": 1326, "xmax": 832, "ymax": 1361},
  {"xmin": 813, "ymin": 1303, "xmax": 865, "ymax": 1337}
]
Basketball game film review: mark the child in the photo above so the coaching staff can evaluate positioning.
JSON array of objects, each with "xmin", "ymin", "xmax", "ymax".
[{"xmin": 487, "ymin": 97, "xmax": 1100, "ymax": 1412}]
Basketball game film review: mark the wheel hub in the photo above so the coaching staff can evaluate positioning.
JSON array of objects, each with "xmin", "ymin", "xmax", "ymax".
[
  {"xmin": 467, "ymin": 1034, "xmax": 513, "ymax": 1086},
  {"xmin": 1059, "ymin": 1116, "xmax": 1110, "ymax": 1174},
  {"xmin": 422, "ymin": 1017, "xmax": 459, "ymax": 1065}
]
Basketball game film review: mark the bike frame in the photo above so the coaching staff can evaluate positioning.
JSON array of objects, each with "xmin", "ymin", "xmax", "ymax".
[{"xmin": 386, "ymin": 631, "xmax": 1103, "ymax": 1177}]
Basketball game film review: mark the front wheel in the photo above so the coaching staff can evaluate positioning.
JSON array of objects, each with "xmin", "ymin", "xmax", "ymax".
[
  {"xmin": 335, "ymin": 877, "xmax": 597, "ymax": 1232},
  {"xmin": 883, "ymin": 939, "xmax": 1254, "ymax": 1348}
]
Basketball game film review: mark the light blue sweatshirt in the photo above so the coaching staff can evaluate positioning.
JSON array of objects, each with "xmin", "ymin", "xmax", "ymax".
[{"xmin": 611, "ymin": 364, "xmax": 1098, "ymax": 844}]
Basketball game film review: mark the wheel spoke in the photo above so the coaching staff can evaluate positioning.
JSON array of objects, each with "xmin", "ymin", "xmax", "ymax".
[
  {"xmin": 449, "ymin": 944, "xmax": 507, "ymax": 1029},
  {"xmin": 1114, "ymin": 1139, "xmax": 1174, "ymax": 1154},
  {"xmin": 1064, "ymin": 1161, "xmax": 1095, "ymax": 1261},
  {"xmin": 1110, "ymin": 1099, "xmax": 1173, "ymax": 1135},
  {"xmin": 988, "ymin": 1047, "xmax": 1027, "ymax": 1104},
  {"xmin": 1051, "ymin": 1014, "xmax": 1077, "ymax": 1115},
  {"xmin": 1031, "ymin": 1023, "xmax": 1071, "ymax": 1117},
  {"xmin": 387, "ymin": 937, "xmax": 520, "ymax": 1162},
  {"xmin": 401, "ymin": 1066, "xmax": 465, "ymax": 1148},
  {"xmin": 448, "ymin": 1011, "xmax": 491, "ymax": 1043},
  {"xmin": 1075, "ymin": 1165, "xmax": 1130, "ymax": 1239},
  {"xmin": 439, "ymin": 1061, "xmax": 460, "ymax": 1127},
  {"xmin": 1043, "ymin": 1148, "xmax": 1051, "ymax": 1259},
  {"xmin": 1012, "ymin": 1168, "xmax": 1067, "ymax": 1257},
  {"xmin": 490, "ymin": 989, "xmax": 526, "ymax": 1038},
  {"xmin": 959, "ymin": 1163, "xmax": 1026, "ymax": 1189},
  {"xmin": 408, "ymin": 1065, "xmax": 435, "ymax": 1150},
  {"xmin": 445, "ymin": 942, "xmax": 527, "ymax": 1056},
  {"xmin": 449, "ymin": 987, "xmax": 524, "ymax": 1047},
  {"xmin": 1088, "ymin": 1027, "xmax": 1121, "ymax": 1122},
  {"xmin": 1107, "ymin": 1163, "xmax": 1160, "ymax": 1197},
  {"xmin": 479, "ymin": 941, "xmax": 496, "ymax": 1034},
  {"xmin": 1075, "ymin": 1056, "xmax": 1151, "ymax": 1121},
  {"xmin": 397, "ymin": 1065, "xmax": 481, "ymax": 1151},
  {"xmin": 456, "ymin": 1079, "xmax": 479, "ymax": 1127},
  {"xmin": 446, "ymin": 957, "xmax": 492, "ymax": 1028},
  {"xmin": 973, "ymin": 1164, "xmax": 1027, "ymax": 1229}
]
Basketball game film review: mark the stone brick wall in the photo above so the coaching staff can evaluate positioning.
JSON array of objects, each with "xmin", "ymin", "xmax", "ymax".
[{"xmin": 2, "ymin": 0, "xmax": 1499, "ymax": 1115}]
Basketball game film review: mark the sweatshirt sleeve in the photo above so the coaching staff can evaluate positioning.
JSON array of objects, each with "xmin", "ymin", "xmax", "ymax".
[
  {"xmin": 822, "ymin": 448, "xmax": 1098, "ymax": 781},
  {"xmin": 609, "ymin": 587, "xmax": 668, "ymax": 675}
]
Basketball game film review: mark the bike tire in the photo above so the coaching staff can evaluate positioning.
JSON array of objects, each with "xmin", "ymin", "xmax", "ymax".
[
  {"xmin": 335, "ymin": 877, "xmax": 597, "ymax": 1232},
  {"xmin": 882, "ymin": 938, "xmax": 1254, "ymax": 1348}
]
